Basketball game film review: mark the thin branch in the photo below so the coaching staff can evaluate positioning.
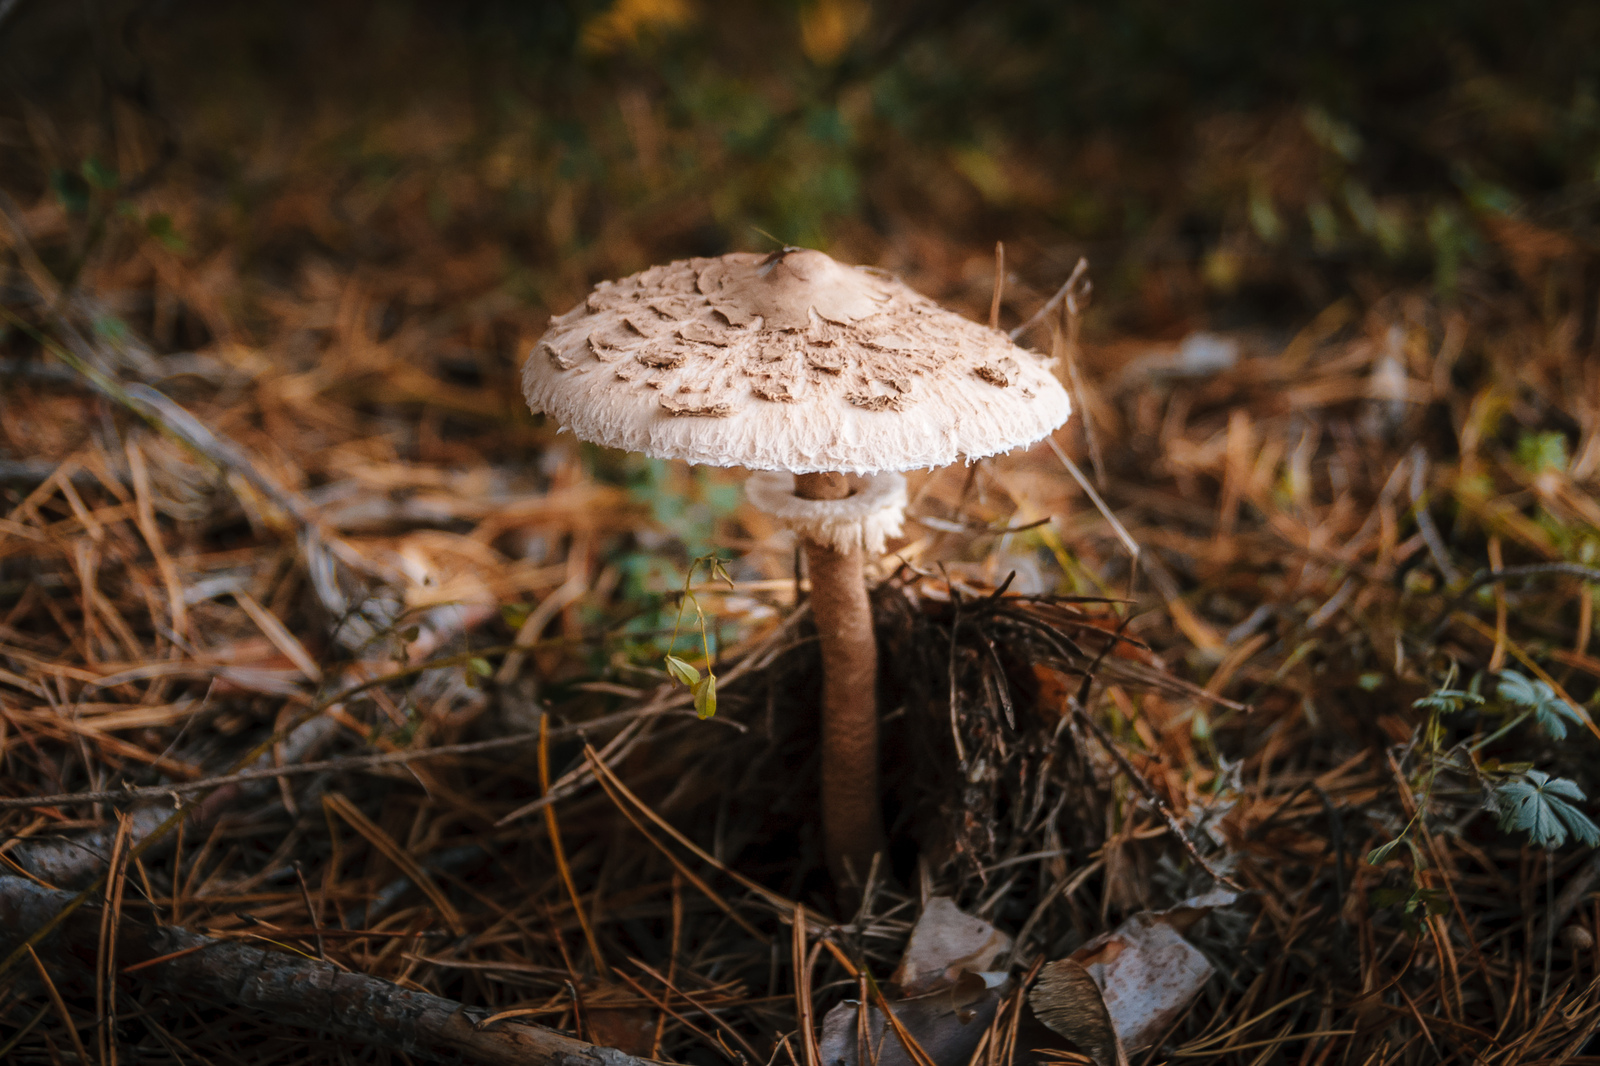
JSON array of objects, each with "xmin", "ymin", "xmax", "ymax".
[
  {"xmin": 1428, "ymin": 563, "xmax": 1600, "ymax": 642},
  {"xmin": 1046, "ymin": 435, "xmax": 1142, "ymax": 567},
  {"xmin": 1408, "ymin": 446, "xmax": 1460, "ymax": 586},
  {"xmin": 1008, "ymin": 257, "xmax": 1089, "ymax": 342},
  {"xmin": 1067, "ymin": 697, "xmax": 1244, "ymax": 893},
  {"xmin": 0, "ymin": 731, "xmax": 538, "ymax": 811}
]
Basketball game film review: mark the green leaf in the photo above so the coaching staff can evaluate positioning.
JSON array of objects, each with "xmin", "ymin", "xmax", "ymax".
[
  {"xmin": 1369, "ymin": 885, "xmax": 1411, "ymax": 908},
  {"xmin": 1367, "ymin": 838, "xmax": 1403, "ymax": 865},
  {"xmin": 1494, "ymin": 771, "xmax": 1600, "ymax": 849},
  {"xmin": 50, "ymin": 168, "xmax": 89, "ymax": 214},
  {"xmin": 81, "ymin": 157, "xmax": 119, "ymax": 190},
  {"xmin": 664, "ymin": 654, "xmax": 700, "ymax": 688},
  {"xmin": 1413, "ymin": 688, "xmax": 1484, "ymax": 715},
  {"xmin": 145, "ymin": 212, "xmax": 187, "ymax": 252},
  {"xmin": 469, "ymin": 657, "xmax": 492, "ymax": 677},
  {"xmin": 1496, "ymin": 669, "xmax": 1540, "ymax": 707},
  {"xmin": 692, "ymin": 673, "xmax": 717, "ymax": 720},
  {"xmin": 1410, "ymin": 888, "xmax": 1450, "ymax": 917},
  {"xmin": 1496, "ymin": 671, "xmax": 1583, "ymax": 740},
  {"xmin": 1515, "ymin": 431, "xmax": 1569, "ymax": 475},
  {"xmin": 1541, "ymin": 776, "xmax": 1588, "ymax": 803}
]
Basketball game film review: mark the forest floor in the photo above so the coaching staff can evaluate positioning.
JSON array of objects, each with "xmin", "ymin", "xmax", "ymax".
[{"xmin": 3, "ymin": 5, "xmax": 1600, "ymax": 1064}]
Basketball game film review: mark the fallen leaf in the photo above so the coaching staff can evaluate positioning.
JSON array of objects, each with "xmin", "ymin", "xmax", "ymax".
[
  {"xmin": 1028, "ymin": 959, "xmax": 1128, "ymax": 1066},
  {"xmin": 819, "ymin": 970, "xmax": 1009, "ymax": 1066},
  {"xmin": 1065, "ymin": 889, "xmax": 1235, "ymax": 1051},
  {"xmin": 892, "ymin": 896, "xmax": 1013, "ymax": 996}
]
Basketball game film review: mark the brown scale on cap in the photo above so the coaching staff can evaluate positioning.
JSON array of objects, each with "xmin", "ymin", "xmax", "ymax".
[{"xmin": 524, "ymin": 247, "xmax": 1070, "ymax": 475}]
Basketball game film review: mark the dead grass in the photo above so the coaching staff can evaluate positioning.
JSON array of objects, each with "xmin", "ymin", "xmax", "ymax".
[{"xmin": 2, "ymin": 52, "xmax": 1600, "ymax": 1066}]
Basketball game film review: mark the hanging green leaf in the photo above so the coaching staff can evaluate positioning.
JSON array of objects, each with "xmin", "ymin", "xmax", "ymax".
[
  {"xmin": 664, "ymin": 654, "xmax": 701, "ymax": 688},
  {"xmin": 692, "ymin": 673, "xmax": 717, "ymax": 719},
  {"xmin": 661, "ymin": 554, "xmax": 730, "ymax": 720},
  {"xmin": 1366, "ymin": 838, "xmax": 1404, "ymax": 866}
]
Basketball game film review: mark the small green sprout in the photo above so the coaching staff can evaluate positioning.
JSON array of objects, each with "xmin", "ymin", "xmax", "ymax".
[
  {"xmin": 665, "ymin": 554, "xmax": 735, "ymax": 719},
  {"xmin": 1411, "ymin": 688, "xmax": 1483, "ymax": 716},
  {"xmin": 1368, "ymin": 666, "xmax": 1599, "ymax": 873},
  {"xmin": 1369, "ymin": 883, "xmax": 1449, "ymax": 920}
]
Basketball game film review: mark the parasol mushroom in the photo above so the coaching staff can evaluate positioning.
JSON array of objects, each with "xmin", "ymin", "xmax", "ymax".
[{"xmin": 523, "ymin": 247, "xmax": 1070, "ymax": 887}]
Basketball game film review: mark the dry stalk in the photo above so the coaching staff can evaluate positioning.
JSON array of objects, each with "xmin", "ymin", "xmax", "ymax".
[{"xmin": 0, "ymin": 875, "xmax": 664, "ymax": 1066}]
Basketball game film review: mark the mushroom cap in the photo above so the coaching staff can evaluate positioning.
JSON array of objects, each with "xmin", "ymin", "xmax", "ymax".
[{"xmin": 522, "ymin": 248, "xmax": 1071, "ymax": 474}]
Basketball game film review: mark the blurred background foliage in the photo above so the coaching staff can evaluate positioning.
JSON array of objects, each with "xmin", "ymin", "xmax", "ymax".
[{"xmin": 3, "ymin": 0, "xmax": 1598, "ymax": 340}]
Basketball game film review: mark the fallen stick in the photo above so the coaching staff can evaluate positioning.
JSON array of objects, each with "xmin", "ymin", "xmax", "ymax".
[
  {"xmin": 0, "ymin": 719, "xmax": 543, "ymax": 815},
  {"xmin": 7, "ymin": 715, "xmax": 339, "ymax": 886},
  {"xmin": 0, "ymin": 875, "xmax": 660, "ymax": 1066}
]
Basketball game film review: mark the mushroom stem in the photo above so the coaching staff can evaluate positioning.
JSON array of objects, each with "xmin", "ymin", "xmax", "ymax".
[{"xmin": 794, "ymin": 471, "xmax": 885, "ymax": 888}]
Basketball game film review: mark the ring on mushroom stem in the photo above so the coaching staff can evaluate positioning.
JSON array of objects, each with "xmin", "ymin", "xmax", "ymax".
[{"xmin": 523, "ymin": 246, "xmax": 1072, "ymax": 893}]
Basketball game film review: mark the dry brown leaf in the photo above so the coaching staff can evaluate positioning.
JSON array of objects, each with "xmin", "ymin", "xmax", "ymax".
[
  {"xmin": 1028, "ymin": 960, "xmax": 1128, "ymax": 1066},
  {"xmin": 1063, "ymin": 889, "xmax": 1234, "ymax": 1052},
  {"xmin": 818, "ymin": 970, "xmax": 1009, "ymax": 1066},
  {"xmin": 892, "ymin": 896, "xmax": 1013, "ymax": 996}
]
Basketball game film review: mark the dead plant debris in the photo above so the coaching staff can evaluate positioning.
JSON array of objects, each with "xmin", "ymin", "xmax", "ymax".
[{"xmin": 3, "ymin": 15, "xmax": 1600, "ymax": 1064}]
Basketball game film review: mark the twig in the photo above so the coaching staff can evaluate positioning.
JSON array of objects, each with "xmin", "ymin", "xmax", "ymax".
[
  {"xmin": 494, "ymin": 710, "xmax": 659, "ymax": 825},
  {"xmin": 793, "ymin": 903, "xmax": 822, "ymax": 1066},
  {"xmin": 1067, "ymin": 697, "xmax": 1244, "ymax": 893},
  {"xmin": 863, "ymin": 969, "xmax": 941, "ymax": 1066},
  {"xmin": 1046, "ymin": 436, "xmax": 1142, "ymax": 568},
  {"xmin": 1054, "ymin": 266, "xmax": 1104, "ymax": 488},
  {"xmin": 1533, "ymin": 851, "xmax": 1600, "ymax": 945},
  {"xmin": 1008, "ymin": 257, "xmax": 1088, "ymax": 342},
  {"xmin": 29, "ymin": 943, "xmax": 92, "ymax": 1066},
  {"xmin": 293, "ymin": 861, "xmax": 326, "ymax": 961},
  {"xmin": 1408, "ymin": 447, "xmax": 1460, "ymax": 586},
  {"xmin": 988, "ymin": 242, "xmax": 1005, "ymax": 330},
  {"xmin": 611, "ymin": 970, "xmax": 735, "ymax": 1063},
  {"xmin": 0, "ymin": 729, "xmax": 544, "ymax": 811},
  {"xmin": 0, "ymin": 302, "xmax": 400, "ymax": 627},
  {"xmin": 6, "ymin": 714, "xmax": 339, "ymax": 886},
  {"xmin": 585, "ymin": 748, "xmax": 769, "ymax": 942},
  {"xmin": 497, "ymin": 572, "xmax": 590, "ymax": 684},
  {"xmin": 1427, "ymin": 563, "xmax": 1600, "ymax": 643},
  {"xmin": 0, "ymin": 875, "xmax": 664, "ymax": 1066}
]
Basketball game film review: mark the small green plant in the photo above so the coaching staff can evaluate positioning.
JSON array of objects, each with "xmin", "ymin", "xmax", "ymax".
[
  {"xmin": 1368, "ymin": 881, "xmax": 1450, "ymax": 923},
  {"xmin": 663, "ymin": 554, "xmax": 734, "ymax": 720},
  {"xmin": 1491, "ymin": 769, "xmax": 1599, "ymax": 849},
  {"xmin": 1368, "ymin": 667, "xmax": 1597, "ymax": 869},
  {"xmin": 1514, "ymin": 430, "xmax": 1569, "ymax": 476},
  {"xmin": 1493, "ymin": 670, "xmax": 1587, "ymax": 741}
]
